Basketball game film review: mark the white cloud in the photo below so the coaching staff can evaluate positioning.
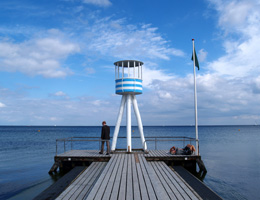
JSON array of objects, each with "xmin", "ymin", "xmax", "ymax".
[
  {"xmin": 142, "ymin": 64, "xmax": 175, "ymax": 88},
  {"xmin": 0, "ymin": 87, "xmax": 118, "ymax": 125},
  {"xmin": 54, "ymin": 91, "xmax": 67, "ymax": 97},
  {"xmin": 198, "ymin": 49, "xmax": 208, "ymax": 62},
  {"xmin": 208, "ymin": 0, "xmax": 260, "ymax": 77},
  {"xmin": 157, "ymin": 91, "xmax": 172, "ymax": 99},
  {"xmin": 84, "ymin": 18, "xmax": 185, "ymax": 60},
  {"xmin": 0, "ymin": 71, "xmax": 259, "ymax": 125},
  {"xmin": 50, "ymin": 91, "xmax": 70, "ymax": 99},
  {"xmin": 216, "ymin": 0, "xmax": 253, "ymax": 30},
  {"xmin": 252, "ymin": 76, "xmax": 260, "ymax": 93},
  {"xmin": 138, "ymin": 72, "xmax": 260, "ymax": 125},
  {"xmin": 209, "ymin": 36, "xmax": 260, "ymax": 77},
  {"xmin": 92, "ymin": 100, "xmax": 102, "ymax": 106},
  {"xmin": 85, "ymin": 67, "xmax": 95, "ymax": 75},
  {"xmin": 83, "ymin": 0, "xmax": 112, "ymax": 7},
  {"xmin": 0, "ymin": 30, "xmax": 80, "ymax": 78},
  {"xmin": 0, "ymin": 102, "xmax": 6, "ymax": 108},
  {"xmin": 50, "ymin": 117, "xmax": 58, "ymax": 121}
]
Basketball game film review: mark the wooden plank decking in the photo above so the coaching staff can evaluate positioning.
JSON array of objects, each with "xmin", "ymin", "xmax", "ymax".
[
  {"xmin": 56, "ymin": 154, "xmax": 202, "ymax": 200},
  {"xmin": 56, "ymin": 162, "xmax": 107, "ymax": 200}
]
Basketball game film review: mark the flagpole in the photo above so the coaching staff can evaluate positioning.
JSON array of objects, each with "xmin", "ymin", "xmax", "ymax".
[{"xmin": 192, "ymin": 39, "xmax": 199, "ymax": 155}]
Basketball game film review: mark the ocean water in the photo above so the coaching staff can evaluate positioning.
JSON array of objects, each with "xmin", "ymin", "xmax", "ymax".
[{"xmin": 0, "ymin": 125, "xmax": 259, "ymax": 200}]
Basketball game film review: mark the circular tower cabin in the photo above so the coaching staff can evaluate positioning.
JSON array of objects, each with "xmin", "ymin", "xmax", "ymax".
[{"xmin": 114, "ymin": 60, "xmax": 143, "ymax": 95}]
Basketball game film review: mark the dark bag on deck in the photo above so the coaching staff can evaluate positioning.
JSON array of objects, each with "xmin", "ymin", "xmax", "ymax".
[{"xmin": 183, "ymin": 146, "xmax": 192, "ymax": 155}]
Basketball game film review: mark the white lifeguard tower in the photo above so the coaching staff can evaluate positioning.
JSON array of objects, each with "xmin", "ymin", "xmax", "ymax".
[{"xmin": 111, "ymin": 60, "xmax": 147, "ymax": 153}]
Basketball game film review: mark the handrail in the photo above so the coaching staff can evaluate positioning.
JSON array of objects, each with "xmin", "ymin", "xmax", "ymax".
[
  {"xmin": 57, "ymin": 136, "xmax": 195, "ymax": 139},
  {"xmin": 55, "ymin": 136, "xmax": 198, "ymax": 155}
]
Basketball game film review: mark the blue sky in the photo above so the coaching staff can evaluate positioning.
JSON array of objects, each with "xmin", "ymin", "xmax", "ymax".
[{"xmin": 0, "ymin": 0, "xmax": 260, "ymax": 125}]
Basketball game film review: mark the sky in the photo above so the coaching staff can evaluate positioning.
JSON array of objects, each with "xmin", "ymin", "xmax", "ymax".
[{"xmin": 0, "ymin": 0, "xmax": 260, "ymax": 126}]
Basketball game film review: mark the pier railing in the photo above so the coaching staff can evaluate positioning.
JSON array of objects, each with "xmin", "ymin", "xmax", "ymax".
[{"xmin": 55, "ymin": 136, "xmax": 198, "ymax": 155}]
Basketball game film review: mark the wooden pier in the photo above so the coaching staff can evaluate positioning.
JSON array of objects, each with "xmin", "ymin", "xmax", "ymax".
[
  {"xmin": 43, "ymin": 150, "xmax": 221, "ymax": 200},
  {"xmin": 55, "ymin": 153, "xmax": 200, "ymax": 200}
]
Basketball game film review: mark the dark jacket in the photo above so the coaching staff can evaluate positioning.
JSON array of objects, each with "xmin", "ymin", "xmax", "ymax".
[{"xmin": 101, "ymin": 125, "xmax": 110, "ymax": 140}]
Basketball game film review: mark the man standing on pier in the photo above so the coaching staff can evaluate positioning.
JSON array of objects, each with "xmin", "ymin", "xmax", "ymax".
[{"xmin": 99, "ymin": 121, "xmax": 110, "ymax": 155}]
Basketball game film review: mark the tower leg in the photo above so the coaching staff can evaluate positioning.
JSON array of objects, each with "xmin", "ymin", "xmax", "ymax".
[
  {"xmin": 126, "ymin": 94, "xmax": 132, "ymax": 152},
  {"xmin": 111, "ymin": 95, "xmax": 126, "ymax": 151},
  {"xmin": 132, "ymin": 95, "xmax": 147, "ymax": 151}
]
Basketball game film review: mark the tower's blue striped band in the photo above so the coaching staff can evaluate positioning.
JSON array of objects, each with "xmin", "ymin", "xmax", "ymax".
[
  {"xmin": 115, "ymin": 78, "xmax": 142, "ymax": 83},
  {"xmin": 116, "ymin": 84, "xmax": 142, "ymax": 88},
  {"xmin": 116, "ymin": 89, "xmax": 142, "ymax": 93}
]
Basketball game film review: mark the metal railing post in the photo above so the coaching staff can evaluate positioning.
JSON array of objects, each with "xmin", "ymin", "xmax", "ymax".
[
  {"xmin": 71, "ymin": 138, "xmax": 73, "ymax": 150},
  {"xmin": 155, "ymin": 137, "xmax": 157, "ymax": 150},
  {"xmin": 197, "ymin": 139, "xmax": 199, "ymax": 155},
  {"xmin": 64, "ymin": 140, "xmax": 66, "ymax": 152},
  {"xmin": 56, "ymin": 140, "xmax": 58, "ymax": 156}
]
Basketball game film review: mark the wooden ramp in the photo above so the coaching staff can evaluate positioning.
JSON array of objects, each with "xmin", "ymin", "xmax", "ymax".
[
  {"xmin": 34, "ymin": 166, "xmax": 86, "ymax": 200},
  {"xmin": 56, "ymin": 154, "xmax": 202, "ymax": 200},
  {"xmin": 56, "ymin": 162, "xmax": 107, "ymax": 200}
]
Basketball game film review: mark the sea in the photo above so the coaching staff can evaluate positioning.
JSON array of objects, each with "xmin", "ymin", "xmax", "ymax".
[{"xmin": 0, "ymin": 125, "xmax": 259, "ymax": 200}]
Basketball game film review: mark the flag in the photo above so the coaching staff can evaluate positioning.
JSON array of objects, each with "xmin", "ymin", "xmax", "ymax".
[{"xmin": 191, "ymin": 49, "xmax": 199, "ymax": 70}]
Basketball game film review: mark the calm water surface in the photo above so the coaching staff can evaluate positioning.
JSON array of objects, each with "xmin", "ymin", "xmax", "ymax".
[{"xmin": 0, "ymin": 126, "xmax": 259, "ymax": 200}]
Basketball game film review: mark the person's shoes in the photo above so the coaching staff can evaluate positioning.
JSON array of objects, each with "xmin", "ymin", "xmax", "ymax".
[
  {"xmin": 106, "ymin": 153, "xmax": 110, "ymax": 155},
  {"xmin": 99, "ymin": 152, "xmax": 103, "ymax": 154}
]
